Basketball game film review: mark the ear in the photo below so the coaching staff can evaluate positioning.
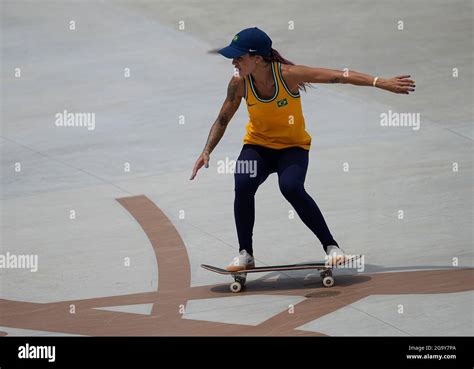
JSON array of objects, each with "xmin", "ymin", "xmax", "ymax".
[{"xmin": 253, "ymin": 55, "xmax": 264, "ymax": 64}]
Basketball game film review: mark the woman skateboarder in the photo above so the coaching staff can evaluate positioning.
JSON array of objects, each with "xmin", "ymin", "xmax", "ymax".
[{"xmin": 190, "ymin": 27, "xmax": 415, "ymax": 272}]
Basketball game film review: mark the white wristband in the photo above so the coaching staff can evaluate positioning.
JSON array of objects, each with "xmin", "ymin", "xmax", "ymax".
[{"xmin": 373, "ymin": 77, "xmax": 379, "ymax": 87}]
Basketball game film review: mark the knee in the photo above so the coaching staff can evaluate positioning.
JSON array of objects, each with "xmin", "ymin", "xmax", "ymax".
[
  {"xmin": 279, "ymin": 180, "xmax": 304, "ymax": 199},
  {"xmin": 235, "ymin": 175, "xmax": 259, "ymax": 196}
]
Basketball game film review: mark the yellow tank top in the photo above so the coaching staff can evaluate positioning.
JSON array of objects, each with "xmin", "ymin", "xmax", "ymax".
[{"xmin": 243, "ymin": 61, "xmax": 311, "ymax": 150}]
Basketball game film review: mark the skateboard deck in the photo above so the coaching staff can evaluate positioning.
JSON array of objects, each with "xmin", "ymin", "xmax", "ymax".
[
  {"xmin": 201, "ymin": 255, "xmax": 361, "ymax": 292},
  {"xmin": 201, "ymin": 262, "xmax": 328, "ymax": 275}
]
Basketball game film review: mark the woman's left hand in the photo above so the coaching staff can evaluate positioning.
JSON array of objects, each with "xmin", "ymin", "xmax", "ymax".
[{"xmin": 378, "ymin": 75, "xmax": 416, "ymax": 94}]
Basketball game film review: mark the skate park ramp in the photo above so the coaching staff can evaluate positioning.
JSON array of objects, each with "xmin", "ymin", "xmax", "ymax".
[{"xmin": 0, "ymin": 0, "xmax": 472, "ymax": 336}]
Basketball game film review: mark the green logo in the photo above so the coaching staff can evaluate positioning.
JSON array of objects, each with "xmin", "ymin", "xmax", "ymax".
[
  {"xmin": 232, "ymin": 35, "xmax": 239, "ymax": 42},
  {"xmin": 277, "ymin": 98, "xmax": 288, "ymax": 107}
]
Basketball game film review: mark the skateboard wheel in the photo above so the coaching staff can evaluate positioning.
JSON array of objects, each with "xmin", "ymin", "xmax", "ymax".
[
  {"xmin": 230, "ymin": 281, "xmax": 242, "ymax": 293},
  {"xmin": 322, "ymin": 276, "xmax": 334, "ymax": 288}
]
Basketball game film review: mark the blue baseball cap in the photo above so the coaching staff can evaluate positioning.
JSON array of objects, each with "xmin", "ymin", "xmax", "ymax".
[{"xmin": 218, "ymin": 27, "xmax": 272, "ymax": 58}]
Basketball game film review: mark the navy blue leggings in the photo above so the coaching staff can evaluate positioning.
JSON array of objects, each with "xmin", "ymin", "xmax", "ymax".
[{"xmin": 234, "ymin": 144, "xmax": 338, "ymax": 256}]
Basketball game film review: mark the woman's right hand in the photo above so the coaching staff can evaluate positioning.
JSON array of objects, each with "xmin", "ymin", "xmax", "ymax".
[{"xmin": 190, "ymin": 151, "xmax": 210, "ymax": 180}]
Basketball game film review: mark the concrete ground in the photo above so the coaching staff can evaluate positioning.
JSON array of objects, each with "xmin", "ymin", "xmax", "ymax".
[{"xmin": 0, "ymin": 0, "xmax": 472, "ymax": 336}]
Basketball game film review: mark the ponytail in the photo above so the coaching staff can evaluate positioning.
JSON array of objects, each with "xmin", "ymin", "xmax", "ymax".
[{"xmin": 262, "ymin": 48, "xmax": 313, "ymax": 93}]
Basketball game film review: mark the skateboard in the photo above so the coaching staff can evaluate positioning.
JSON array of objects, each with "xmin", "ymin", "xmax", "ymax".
[{"xmin": 201, "ymin": 255, "xmax": 361, "ymax": 293}]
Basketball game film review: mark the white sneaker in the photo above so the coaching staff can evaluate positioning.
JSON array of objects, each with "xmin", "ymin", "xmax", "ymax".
[
  {"xmin": 326, "ymin": 245, "xmax": 347, "ymax": 266},
  {"xmin": 226, "ymin": 250, "xmax": 255, "ymax": 272}
]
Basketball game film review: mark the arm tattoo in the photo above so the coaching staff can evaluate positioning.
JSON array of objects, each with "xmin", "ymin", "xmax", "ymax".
[
  {"xmin": 227, "ymin": 80, "xmax": 238, "ymax": 101},
  {"xmin": 204, "ymin": 107, "xmax": 232, "ymax": 153},
  {"xmin": 203, "ymin": 121, "xmax": 226, "ymax": 154},
  {"xmin": 202, "ymin": 78, "xmax": 241, "ymax": 154},
  {"xmin": 330, "ymin": 77, "xmax": 341, "ymax": 83},
  {"xmin": 217, "ymin": 112, "xmax": 230, "ymax": 127}
]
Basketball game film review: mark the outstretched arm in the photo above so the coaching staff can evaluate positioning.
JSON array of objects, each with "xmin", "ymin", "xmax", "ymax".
[{"xmin": 286, "ymin": 65, "xmax": 416, "ymax": 94}]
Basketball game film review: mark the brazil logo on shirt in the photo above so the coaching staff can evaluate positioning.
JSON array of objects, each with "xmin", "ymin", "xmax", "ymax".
[{"xmin": 277, "ymin": 98, "xmax": 288, "ymax": 107}]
